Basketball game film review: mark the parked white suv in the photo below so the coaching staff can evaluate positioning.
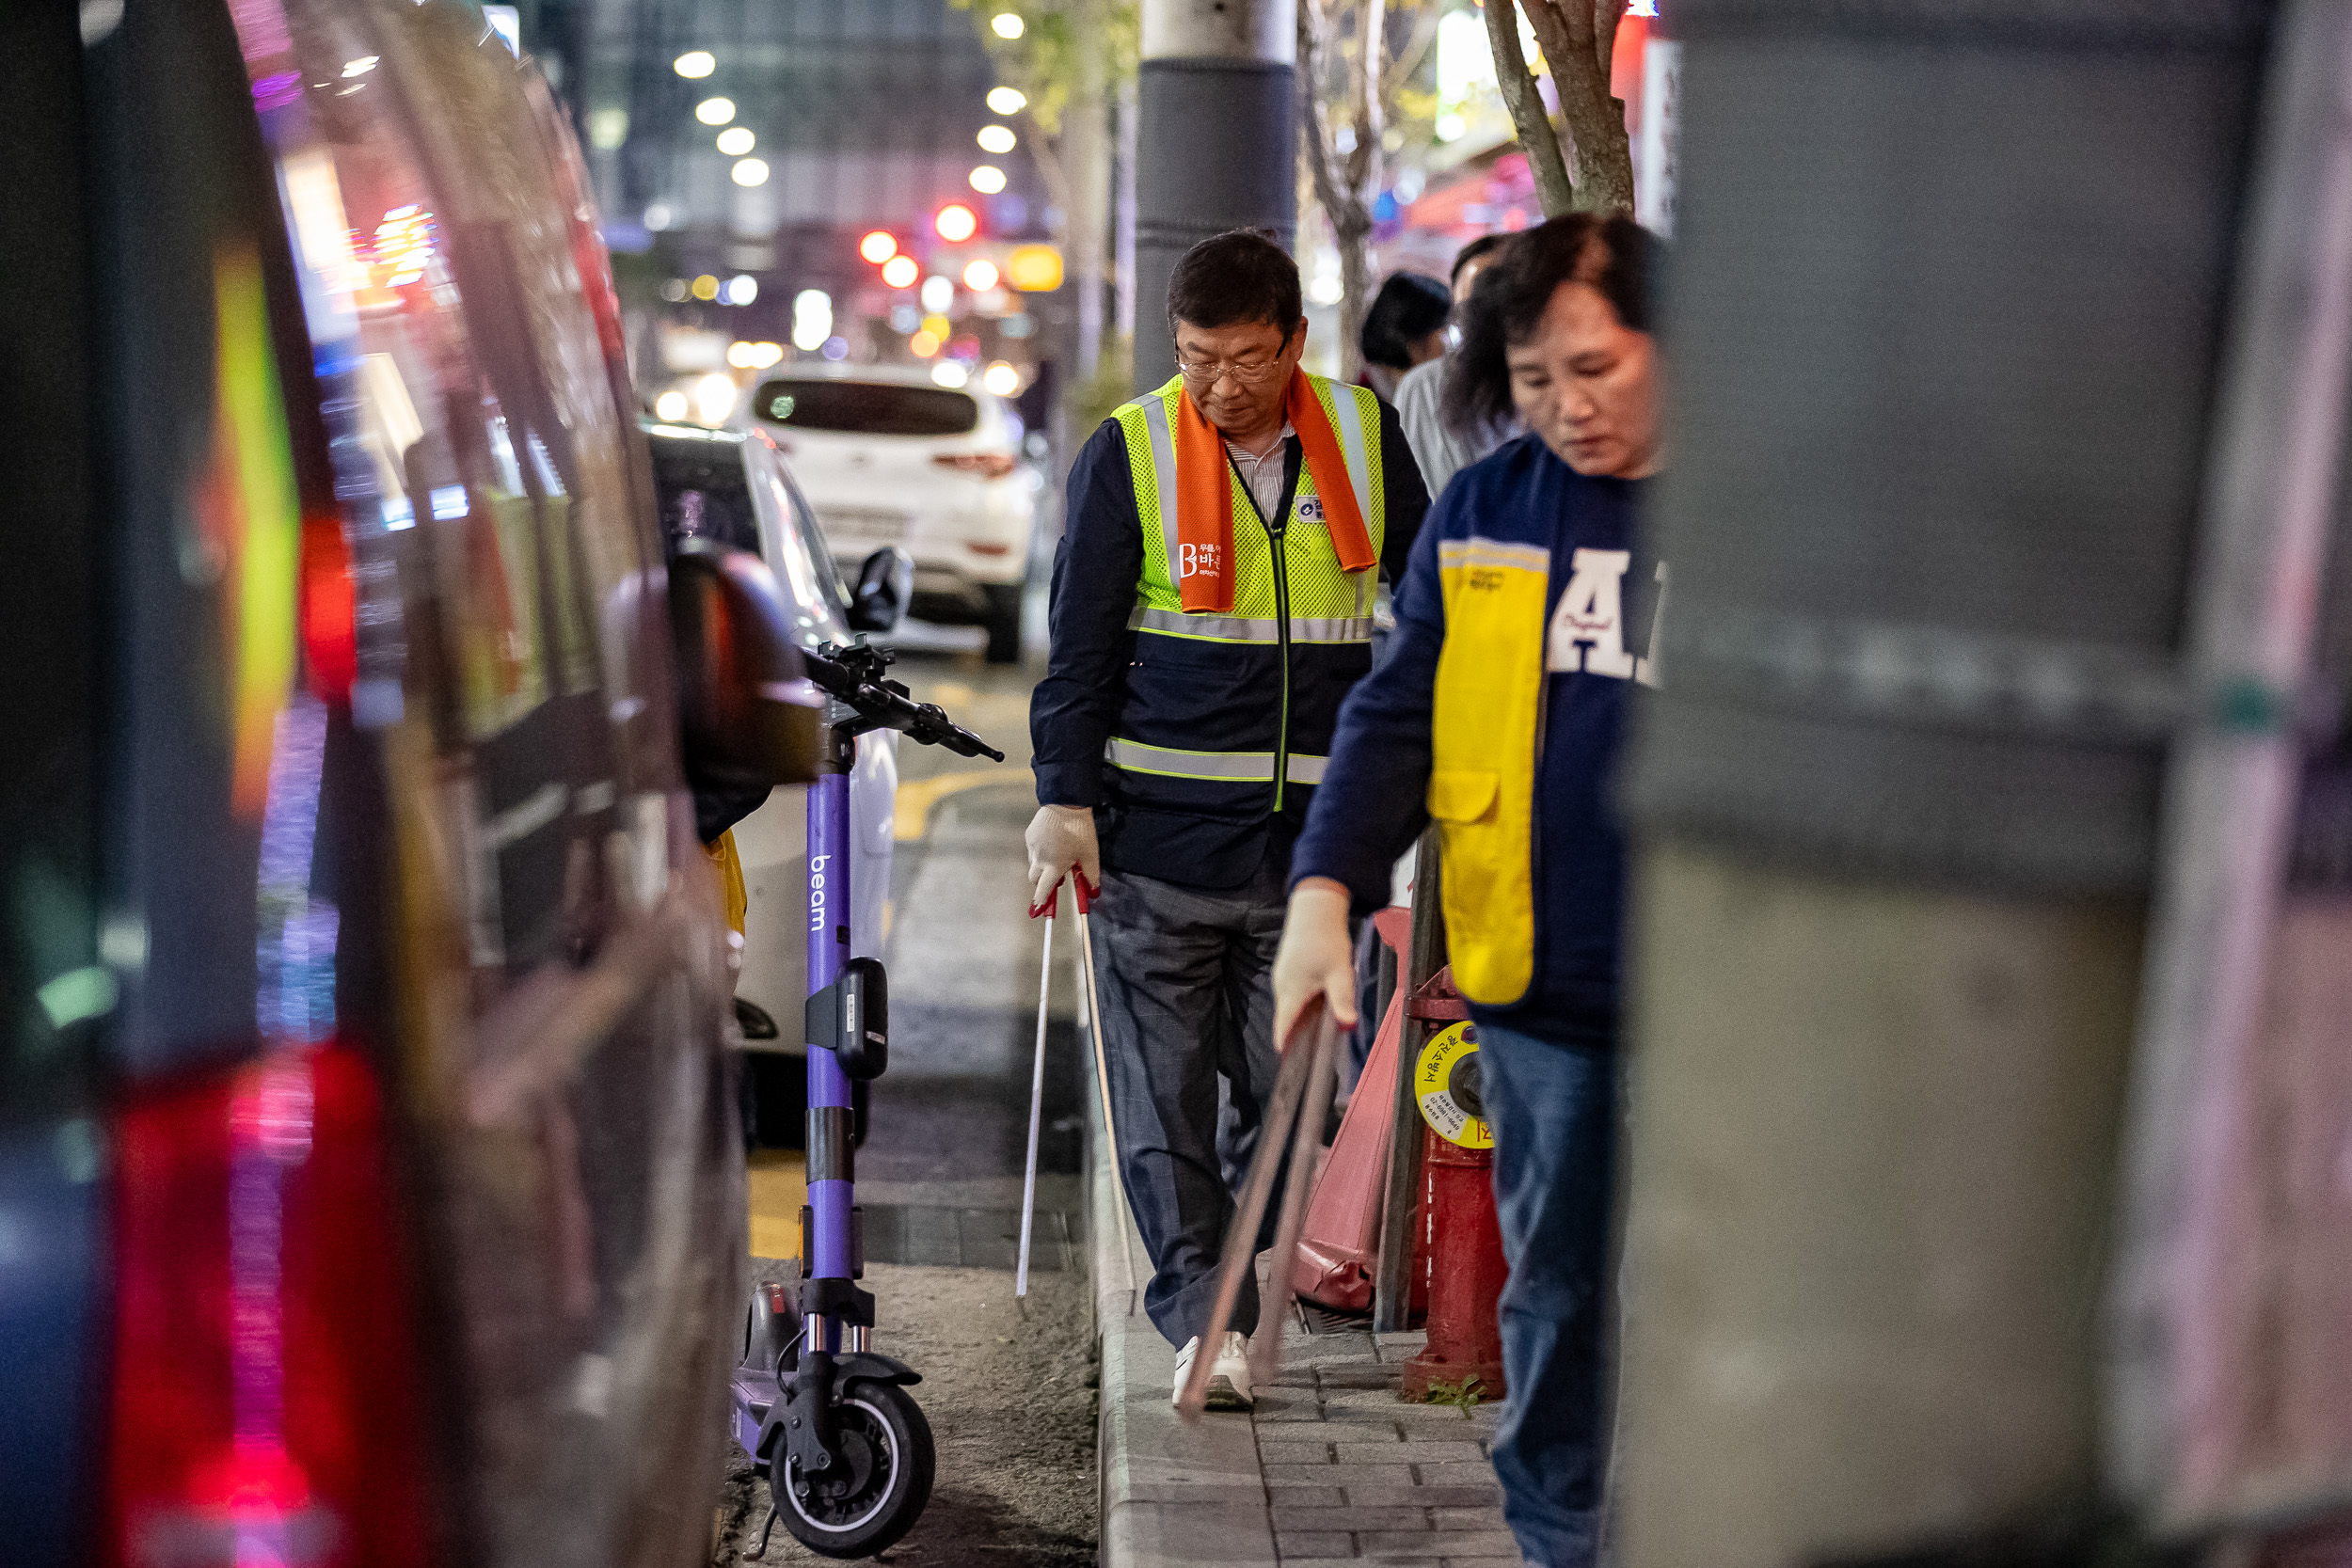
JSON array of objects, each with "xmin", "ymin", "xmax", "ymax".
[{"xmin": 744, "ymin": 365, "xmax": 1039, "ymax": 662}]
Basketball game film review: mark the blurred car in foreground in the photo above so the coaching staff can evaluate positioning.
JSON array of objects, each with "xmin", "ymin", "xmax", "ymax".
[
  {"xmin": 644, "ymin": 421, "xmax": 906, "ymax": 1142},
  {"xmin": 745, "ymin": 365, "xmax": 1040, "ymax": 662},
  {"xmin": 1, "ymin": 5, "xmax": 777, "ymax": 1564}
]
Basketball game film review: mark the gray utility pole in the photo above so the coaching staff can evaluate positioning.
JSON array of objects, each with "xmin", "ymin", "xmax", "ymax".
[
  {"xmin": 1134, "ymin": 0, "xmax": 1296, "ymax": 393},
  {"xmin": 1612, "ymin": 4, "xmax": 2279, "ymax": 1566}
]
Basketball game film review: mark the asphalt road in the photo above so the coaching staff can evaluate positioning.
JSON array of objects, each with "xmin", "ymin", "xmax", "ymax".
[{"xmin": 712, "ymin": 639, "xmax": 1097, "ymax": 1567}]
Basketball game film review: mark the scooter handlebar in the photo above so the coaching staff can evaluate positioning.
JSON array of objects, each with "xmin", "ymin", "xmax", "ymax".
[{"xmin": 802, "ymin": 646, "xmax": 1006, "ymax": 761}]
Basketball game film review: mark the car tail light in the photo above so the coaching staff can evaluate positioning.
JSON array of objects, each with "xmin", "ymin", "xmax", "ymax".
[
  {"xmin": 102, "ymin": 1041, "xmax": 437, "ymax": 1568},
  {"xmin": 930, "ymin": 451, "xmax": 1016, "ymax": 480}
]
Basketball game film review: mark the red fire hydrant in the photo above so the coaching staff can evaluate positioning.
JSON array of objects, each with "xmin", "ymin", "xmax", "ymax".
[{"xmin": 1400, "ymin": 972, "xmax": 1508, "ymax": 1403}]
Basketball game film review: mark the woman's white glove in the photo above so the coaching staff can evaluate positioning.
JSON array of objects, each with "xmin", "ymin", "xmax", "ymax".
[
  {"xmin": 1025, "ymin": 804, "xmax": 1102, "ymax": 912},
  {"xmin": 1273, "ymin": 878, "xmax": 1359, "ymax": 1048}
]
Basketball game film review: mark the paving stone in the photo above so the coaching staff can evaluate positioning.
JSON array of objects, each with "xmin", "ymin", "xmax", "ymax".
[
  {"xmin": 1429, "ymin": 1509, "xmax": 1509, "ymax": 1529},
  {"xmin": 1441, "ymin": 1557, "xmax": 1525, "ymax": 1567},
  {"xmin": 1361, "ymin": 1529, "xmax": 1498, "ymax": 1556},
  {"xmin": 1253, "ymin": 1397, "xmax": 1327, "ymax": 1422},
  {"xmin": 1271, "ymin": 1506, "xmax": 1430, "ymax": 1532},
  {"xmin": 1371, "ymin": 1441, "xmax": 1484, "ymax": 1465},
  {"xmin": 1400, "ymin": 1422, "xmax": 1488, "ymax": 1440},
  {"xmin": 1410, "ymin": 1461, "xmax": 1503, "ymax": 1488},
  {"xmin": 1258, "ymin": 1440, "xmax": 1336, "ymax": 1465},
  {"xmin": 1276, "ymin": 1532, "xmax": 1358, "ymax": 1559},
  {"xmin": 1338, "ymin": 1484, "xmax": 1503, "ymax": 1509},
  {"xmin": 1264, "ymin": 1484, "xmax": 1347, "ymax": 1507},
  {"xmin": 1421, "ymin": 1531, "xmax": 1520, "ymax": 1557},
  {"xmin": 1332, "ymin": 1440, "xmax": 1421, "ymax": 1465},
  {"xmin": 1276, "ymin": 1560, "xmax": 1370, "ymax": 1568},
  {"xmin": 1316, "ymin": 1366, "xmax": 1400, "ymax": 1389},
  {"xmin": 1266, "ymin": 1462, "xmax": 1415, "ymax": 1489}
]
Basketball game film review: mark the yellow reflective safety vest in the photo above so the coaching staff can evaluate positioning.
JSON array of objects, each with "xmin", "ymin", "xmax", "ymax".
[{"xmin": 1101, "ymin": 373, "xmax": 1388, "ymax": 879}]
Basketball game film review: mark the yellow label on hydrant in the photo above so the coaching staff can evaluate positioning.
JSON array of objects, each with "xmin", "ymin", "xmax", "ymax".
[{"xmin": 1415, "ymin": 1022, "xmax": 1492, "ymax": 1149}]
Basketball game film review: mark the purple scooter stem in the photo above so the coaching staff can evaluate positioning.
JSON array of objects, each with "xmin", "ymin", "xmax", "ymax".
[{"xmin": 805, "ymin": 766, "xmax": 857, "ymax": 1303}]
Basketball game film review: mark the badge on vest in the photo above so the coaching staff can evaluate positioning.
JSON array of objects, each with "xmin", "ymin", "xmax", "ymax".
[{"xmin": 1295, "ymin": 496, "xmax": 1325, "ymax": 523}]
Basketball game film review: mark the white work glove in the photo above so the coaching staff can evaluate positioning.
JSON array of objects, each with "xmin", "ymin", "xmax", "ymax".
[
  {"xmin": 1272, "ymin": 878, "xmax": 1360, "ymax": 1048},
  {"xmin": 1025, "ymin": 803, "xmax": 1102, "ymax": 913}
]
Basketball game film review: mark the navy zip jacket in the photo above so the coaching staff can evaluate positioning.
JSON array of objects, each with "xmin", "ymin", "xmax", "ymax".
[
  {"xmin": 1291, "ymin": 435, "xmax": 1657, "ymax": 1040},
  {"xmin": 1031, "ymin": 406, "xmax": 1429, "ymax": 890}
]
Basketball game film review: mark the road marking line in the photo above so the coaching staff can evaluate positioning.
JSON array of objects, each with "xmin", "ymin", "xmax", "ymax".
[{"xmin": 893, "ymin": 769, "xmax": 1023, "ymax": 841}]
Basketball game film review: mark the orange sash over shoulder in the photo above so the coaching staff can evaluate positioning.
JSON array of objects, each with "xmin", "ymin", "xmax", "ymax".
[{"xmin": 1170, "ymin": 369, "xmax": 1376, "ymax": 612}]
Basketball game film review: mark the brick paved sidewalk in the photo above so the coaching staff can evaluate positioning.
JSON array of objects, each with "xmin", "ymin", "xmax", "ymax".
[{"xmin": 1090, "ymin": 1069, "xmax": 1522, "ymax": 1567}]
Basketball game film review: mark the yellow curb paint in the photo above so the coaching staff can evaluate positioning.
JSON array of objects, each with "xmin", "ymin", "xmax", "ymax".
[{"xmin": 892, "ymin": 769, "xmax": 1024, "ymax": 841}]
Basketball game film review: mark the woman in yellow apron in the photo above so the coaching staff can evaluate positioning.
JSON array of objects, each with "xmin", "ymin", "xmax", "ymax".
[{"xmin": 1272, "ymin": 214, "xmax": 1665, "ymax": 1568}]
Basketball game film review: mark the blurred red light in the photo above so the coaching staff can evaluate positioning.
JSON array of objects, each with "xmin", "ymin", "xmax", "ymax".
[
  {"xmin": 299, "ymin": 515, "xmax": 357, "ymax": 704},
  {"xmin": 858, "ymin": 230, "xmax": 898, "ymax": 264},
  {"xmin": 933, "ymin": 203, "xmax": 977, "ymax": 244}
]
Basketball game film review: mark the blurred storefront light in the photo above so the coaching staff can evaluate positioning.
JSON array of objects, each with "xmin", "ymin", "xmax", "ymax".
[
  {"xmin": 590, "ymin": 107, "xmax": 630, "ymax": 150},
  {"xmin": 723, "ymin": 275, "xmax": 758, "ymax": 306},
  {"xmin": 881, "ymin": 255, "xmax": 919, "ymax": 290},
  {"xmin": 987, "ymin": 87, "xmax": 1026, "ymax": 116},
  {"xmin": 644, "ymin": 200, "xmax": 674, "ymax": 230},
  {"xmin": 821, "ymin": 337, "xmax": 850, "ymax": 361},
  {"xmin": 991, "ymin": 13, "xmax": 1023, "ymax": 39},
  {"xmin": 1004, "ymin": 245, "xmax": 1062, "ymax": 293},
  {"xmin": 920, "ymin": 275, "xmax": 953, "ymax": 313},
  {"xmin": 792, "ymin": 290, "xmax": 833, "ymax": 352},
  {"xmin": 675, "ymin": 51, "xmax": 715, "ymax": 78},
  {"xmin": 931, "ymin": 360, "xmax": 971, "ymax": 388},
  {"xmin": 695, "ymin": 96, "xmax": 736, "ymax": 125},
  {"xmin": 961, "ymin": 259, "xmax": 1000, "ymax": 292},
  {"xmin": 982, "ymin": 361, "xmax": 1020, "ymax": 397},
  {"xmin": 341, "ymin": 55, "xmax": 377, "ymax": 77},
  {"xmin": 691, "ymin": 275, "xmax": 720, "ymax": 301},
  {"xmin": 655, "ymin": 389, "xmax": 691, "ymax": 421},
  {"xmin": 934, "ymin": 204, "xmax": 977, "ymax": 243},
  {"xmin": 731, "ymin": 158, "xmax": 769, "ymax": 187},
  {"xmin": 909, "ymin": 329, "xmax": 942, "ymax": 358},
  {"xmin": 968, "ymin": 165, "xmax": 1007, "ymax": 195},
  {"xmin": 716, "ymin": 127, "xmax": 755, "ymax": 156},
  {"xmin": 859, "ymin": 230, "xmax": 898, "ymax": 264},
  {"xmin": 920, "ymin": 313, "xmax": 951, "ymax": 341},
  {"xmin": 977, "ymin": 124, "xmax": 1016, "ymax": 155}
]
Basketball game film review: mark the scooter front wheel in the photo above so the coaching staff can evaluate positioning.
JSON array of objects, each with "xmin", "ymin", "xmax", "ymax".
[{"xmin": 769, "ymin": 1383, "xmax": 935, "ymax": 1559}]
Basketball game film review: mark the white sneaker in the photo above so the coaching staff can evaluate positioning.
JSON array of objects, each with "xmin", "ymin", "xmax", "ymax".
[{"xmin": 1171, "ymin": 1331, "xmax": 1255, "ymax": 1410}]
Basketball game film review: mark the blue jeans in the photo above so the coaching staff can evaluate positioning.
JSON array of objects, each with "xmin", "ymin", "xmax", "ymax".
[{"xmin": 1477, "ymin": 1017, "xmax": 1617, "ymax": 1568}]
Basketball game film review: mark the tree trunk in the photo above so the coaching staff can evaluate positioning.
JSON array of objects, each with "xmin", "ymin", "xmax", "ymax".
[
  {"xmin": 1542, "ymin": 0, "xmax": 1634, "ymax": 214},
  {"xmin": 1336, "ymin": 213, "xmax": 1372, "ymax": 384},
  {"xmin": 1486, "ymin": 0, "xmax": 1574, "ymax": 216},
  {"xmin": 1067, "ymin": 0, "xmax": 1112, "ymax": 380}
]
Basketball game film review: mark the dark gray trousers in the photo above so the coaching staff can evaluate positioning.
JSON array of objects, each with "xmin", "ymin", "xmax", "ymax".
[{"xmin": 1090, "ymin": 863, "xmax": 1292, "ymax": 1348}]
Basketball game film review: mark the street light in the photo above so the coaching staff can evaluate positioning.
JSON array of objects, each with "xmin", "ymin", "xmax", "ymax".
[
  {"xmin": 968, "ymin": 165, "xmax": 1007, "ymax": 195},
  {"xmin": 991, "ymin": 12, "xmax": 1023, "ymax": 39},
  {"xmin": 695, "ymin": 96, "xmax": 735, "ymax": 124},
  {"xmin": 731, "ymin": 157, "xmax": 769, "ymax": 186},
  {"xmin": 674, "ymin": 50, "xmax": 714, "ymax": 78},
  {"xmin": 986, "ymin": 87, "xmax": 1026, "ymax": 116},
  {"xmin": 716, "ymin": 127, "xmax": 755, "ymax": 155},
  {"xmin": 977, "ymin": 124, "xmax": 1016, "ymax": 155}
]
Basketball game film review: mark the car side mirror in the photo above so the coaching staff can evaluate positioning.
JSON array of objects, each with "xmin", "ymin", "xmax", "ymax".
[
  {"xmin": 847, "ymin": 546, "xmax": 914, "ymax": 633},
  {"xmin": 669, "ymin": 540, "xmax": 825, "ymax": 785}
]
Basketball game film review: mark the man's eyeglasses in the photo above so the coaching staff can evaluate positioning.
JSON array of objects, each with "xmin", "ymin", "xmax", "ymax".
[{"xmin": 1175, "ymin": 355, "xmax": 1290, "ymax": 387}]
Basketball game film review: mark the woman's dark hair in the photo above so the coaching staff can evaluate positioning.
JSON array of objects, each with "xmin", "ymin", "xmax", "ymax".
[
  {"xmin": 1167, "ymin": 229, "xmax": 1302, "ymax": 337},
  {"xmin": 1359, "ymin": 271, "xmax": 1453, "ymax": 372},
  {"xmin": 1443, "ymin": 213, "xmax": 1660, "ymax": 439},
  {"xmin": 1450, "ymin": 233, "xmax": 1510, "ymax": 285}
]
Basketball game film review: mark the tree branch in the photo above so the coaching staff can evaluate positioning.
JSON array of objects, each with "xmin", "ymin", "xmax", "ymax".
[{"xmin": 1486, "ymin": 0, "xmax": 1573, "ymax": 217}]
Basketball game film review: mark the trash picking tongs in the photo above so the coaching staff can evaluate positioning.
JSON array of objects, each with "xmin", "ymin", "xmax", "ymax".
[
  {"xmin": 1019, "ymin": 873, "xmax": 1136, "ymax": 1298},
  {"xmin": 1176, "ymin": 1002, "xmax": 1342, "ymax": 1419}
]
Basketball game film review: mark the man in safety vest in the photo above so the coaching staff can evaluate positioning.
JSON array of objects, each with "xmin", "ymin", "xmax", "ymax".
[{"xmin": 1027, "ymin": 230, "xmax": 1429, "ymax": 1408}]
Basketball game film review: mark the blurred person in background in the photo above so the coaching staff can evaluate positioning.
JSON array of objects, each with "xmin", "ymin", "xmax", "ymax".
[
  {"xmin": 1359, "ymin": 270, "xmax": 1454, "ymax": 401},
  {"xmin": 1269, "ymin": 214, "xmax": 1664, "ymax": 1568},
  {"xmin": 1395, "ymin": 234, "xmax": 1517, "ymax": 495},
  {"xmin": 1027, "ymin": 230, "xmax": 1429, "ymax": 1410}
]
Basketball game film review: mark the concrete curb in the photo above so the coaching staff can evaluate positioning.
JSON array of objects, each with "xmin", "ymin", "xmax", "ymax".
[{"xmin": 1089, "ymin": 1034, "xmax": 1280, "ymax": 1567}]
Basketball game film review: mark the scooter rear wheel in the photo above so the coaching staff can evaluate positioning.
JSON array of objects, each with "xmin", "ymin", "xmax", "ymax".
[{"xmin": 769, "ymin": 1383, "xmax": 934, "ymax": 1559}]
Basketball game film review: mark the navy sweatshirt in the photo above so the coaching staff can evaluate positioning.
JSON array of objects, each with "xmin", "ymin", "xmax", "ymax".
[{"xmin": 1290, "ymin": 435, "xmax": 1657, "ymax": 1041}]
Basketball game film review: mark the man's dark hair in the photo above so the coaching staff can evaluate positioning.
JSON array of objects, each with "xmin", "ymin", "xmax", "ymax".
[
  {"xmin": 1444, "ymin": 214, "xmax": 1661, "ymax": 439},
  {"xmin": 1167, "ymin": 229, "xmax": 1303, "ymax": 338},
  {"xmin": 1359, "ymin": 271, "xmax": 1453, "ymax": 372},
  {"xmin": 1449, "ymin": 233, "xmax": 1510, "ymax": 285}
]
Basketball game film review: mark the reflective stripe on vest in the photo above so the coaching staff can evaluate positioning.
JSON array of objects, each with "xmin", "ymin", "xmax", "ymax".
[
  {"xmin": 1105, "ymin": 737, "xmax": 1329, "ymax": 785},
  {"xmin": 1125, "ymin": 606, "xmax": 1375, "ymax": 644}
]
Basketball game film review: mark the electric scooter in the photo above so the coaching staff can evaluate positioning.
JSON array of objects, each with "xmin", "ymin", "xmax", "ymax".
[{"xmin": 730, "ymin": 639, "xmax": 1002, "ymax": 1560}]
